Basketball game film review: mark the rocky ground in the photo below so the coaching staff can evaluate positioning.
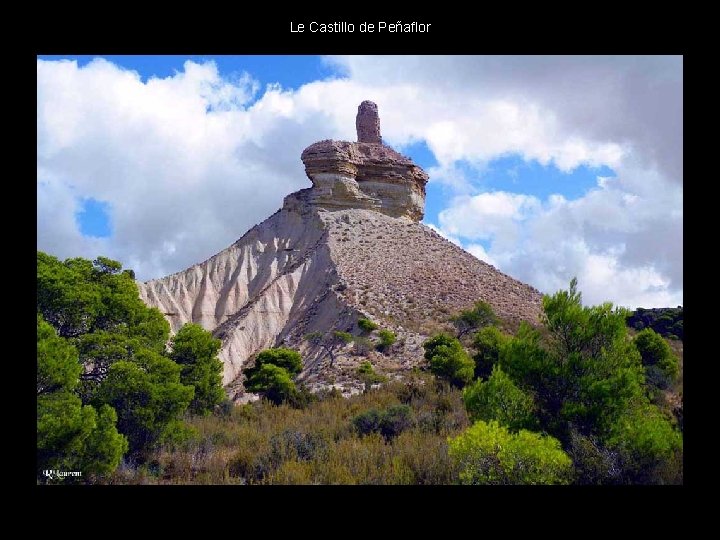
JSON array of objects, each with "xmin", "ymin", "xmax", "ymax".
[{"xmin": 288, "ymin": 207, "xmax": 543, "ymax": 397}]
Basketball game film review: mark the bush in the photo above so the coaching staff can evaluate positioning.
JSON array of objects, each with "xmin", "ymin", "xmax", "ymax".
[
  {"xmin": 450, "ymin": 300, "xmax": 497, "ymax": 338},
  {"xmin": 463, "ymin": 365, "xmax": 536, "ymax": 431},
  {"xmin": 353, "ymin": 409, "xmax": 382, "ymax": 436},
  {"xmin": 423, "ymin": 334, "xmax": 474, "ymax": 388},
  {"xmin": 244, "ymin": 364, "xmax": 297, "ymax": 405},
  {"xmin": 251, "ymin": 347, "xmax": 303, "ymax": 375},
  {"xmin": 357, "ymin": 361, "xmax": 387, "ymax": 391},
  {"xmin": 379, "ymin": 405, "xmax": 414, "ymax": 440},
  {"xmin": 376, "ymin": 329, "xmax": 396, "ymax": 353},
  {"xmin": 607, "ymin": 404, "xmax": 683, "ymax": 483},
  {"xmin": 36, "ymin": 315, "xmax": 128, "ymax": 479},
  {"xmin": 170, "ymin": 324, "xmax": 224, "ymax": 415},
  {"xmin": 93, "ymin": 356, "xmax": 194, "ymax": 457},
  {"xmin": 634, "ymin": 328, "xmax": 679, "ymax": 384},
  {"xmin": 37, "ymin": 391, "xmax": 128, "ymax": 479},
  {"xmin": 358, "ymin": 318, "xmax": 379, "ymax": 333},
  {"xmin": 448, "ymin": 420, "xmax": 573, "ymax": 485},
  {"xmin": 352, "ymin": 404, "xmax": 414, "ymax": 441},
  {"xmin": 471, "ymin": 326, "xmax": 509, "ymax": 379},
  {"xmin": 242, "ymin": 348, "xmax": 304, "ymax": 406}
]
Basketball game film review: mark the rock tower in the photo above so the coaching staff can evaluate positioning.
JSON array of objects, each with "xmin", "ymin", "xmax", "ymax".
[
  {"xmin": 356, "ymin": 100, "xmax": 382, "ymax": 144},
  {"xmin": 295, "ymin": 101, "xmax": 428, "ymax": 221}
]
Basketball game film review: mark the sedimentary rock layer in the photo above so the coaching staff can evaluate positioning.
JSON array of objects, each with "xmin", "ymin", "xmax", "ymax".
[{"xmin": 300, "ymin": 140, "xmax": 428, "ymax": 221}]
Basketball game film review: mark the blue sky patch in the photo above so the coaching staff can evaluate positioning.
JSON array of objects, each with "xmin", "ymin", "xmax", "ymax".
[
  {"xmin": 446, "ymin": 154, "xmax": 616, "ymax": 202},
  {"xmin": 415, "ymin": 149, "xmax": 615, "ymax": 228},
  {"xmin": 479, "ymin": 155, "xmax": 616, "ymax": 201},
  {"xmin": 76, "ymin": 198, "xmax": 112, "ymax": 238}
]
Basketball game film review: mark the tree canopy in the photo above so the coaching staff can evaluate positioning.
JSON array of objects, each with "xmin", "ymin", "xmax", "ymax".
[
  {"xmin": 423, "ymin": 333, "xmax": 474, "ymax": 388},
  {"xmin": 463, "ymin": 365, "xmax": 536, "ymax": 431},
  {"xmin": 37, "ymin": 251, "xmax": 227, "ymax": 477},
  {"xmin": 471, "ymin": 325, "xmax": 510, "ymax": 380},
  {"xmin": 443, "ymin": 277, "xmax": 683, "ymax": 484},
  {"xmin": 37, "ymin": 314, "xmax": 128, "ymax": 479},
  {"xmin": 170, "ymin": 323, "xmax": 225, "ymax": 415},
  {"xmin": 243, "ymin": 347, "xmax": 305, "ymax": 405},
  {"xmin": 245, "ymin": 363, "xmax": 298, "ymax": 405}
]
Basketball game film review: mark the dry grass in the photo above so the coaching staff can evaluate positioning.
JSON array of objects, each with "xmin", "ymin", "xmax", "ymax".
[{"xmin": 104, "ymin": 374, "xmax": 468, "ymax": 485}]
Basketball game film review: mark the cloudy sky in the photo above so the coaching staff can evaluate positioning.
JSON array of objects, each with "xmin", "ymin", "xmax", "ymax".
[{"xmin": 37, "ymin": 55, "xmax": 683, "ymax": 308}]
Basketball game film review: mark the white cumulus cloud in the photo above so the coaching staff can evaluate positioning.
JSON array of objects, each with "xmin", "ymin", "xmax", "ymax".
[{"xmin": 37, "ymin": 55, "xmax": 682, "ymax": 308}]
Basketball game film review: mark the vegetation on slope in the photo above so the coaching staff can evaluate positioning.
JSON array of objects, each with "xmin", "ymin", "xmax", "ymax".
[
  {"xmin": 626, "ymin": 307, "xmax": 683, "ymax": 341},
  {"xmin": 104, "ymin": 374, "xmax": 468, "ymax": 485},
  {"xmin": 37, "ymin": 252, "xmax": 682, "ymax": 484}
]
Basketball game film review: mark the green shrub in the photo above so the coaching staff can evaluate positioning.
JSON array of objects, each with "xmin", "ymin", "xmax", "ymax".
[
  {"xmin": 352, "ymin": 404, "xmax": 414, "ymax": 441},
  {"xmin": 448, "ymin": 420, "xmax": 573, "ymax": 485},
  {"xmin": 463, "ymin": 365, "xmax": 536, "ymax": 431},
  {"xmin": 251, "ymin": 347, "xmax": 303, "ymax": 375},
  {"xmin": 358, "ymin": 318, "xmax": 379, "ymax": 333},
  {"xmin": 242, "ymin": 348, "xmax": 304, "ymax": 406},
  {"xmin": 376, "ymin": 329, "xmax": 396, "ymax": 353},
  {"xmin": 170, "ymin": 323, "xmax": 225, "ymax": 415},
  {"xmin": 36, "ymin": 314, "xmax": 128, "ymax": 479},
  {"xmin": 357, "ymin": 361, "xmax": 387, "ymax": 391},
  {"xmin": 379, "ymin": 405, "xmax": 414, "ymax": 440},
  {"xmin": 634, "ymin": 328, "xmax": 679, "ymax": 384},
  {"xmin": 244, "ymin": 364, "xmax": 297, "ymax": 405},
  {"xmin": 423, "ymin": 334, "xmax": 474, "ymax": 388},
  {"xmin": 37, "ymin": 391, "xmax": 128, "ymax": 479},
  {"xmin": 471, "ymin": 325, "xmax": 509, "ymax": 379},
  {"xmin": 607, "ymin": 404, "xmax": 683, "ymax": 482},
  {"xmin": 450, "ymin": 300, "xmax": 497, "ymax": 338},
  {"xmin": 93, "ymin": 356, "xmax": 194, "ymax": 456},
  {"xmin": 353, "ymin": 409, "xmax": 382, "ymax": 436}
]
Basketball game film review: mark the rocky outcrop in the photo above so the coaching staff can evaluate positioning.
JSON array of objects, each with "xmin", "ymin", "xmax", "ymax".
[
  {"xmin": 356, "ymin": 100, "xmax": 382, "ymax": 144},
  {"xmin": 139, "ymin": 101, "xmax": 544, "ymax": 398},
  {"xmin": 299, "ymin": 101, "xmax": 429, "ymax": 221}
]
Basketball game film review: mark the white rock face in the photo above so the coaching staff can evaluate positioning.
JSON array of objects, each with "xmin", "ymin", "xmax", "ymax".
[{"xmin": 139, "ymin": 205, "xmax": 340, "ymax": 384}]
